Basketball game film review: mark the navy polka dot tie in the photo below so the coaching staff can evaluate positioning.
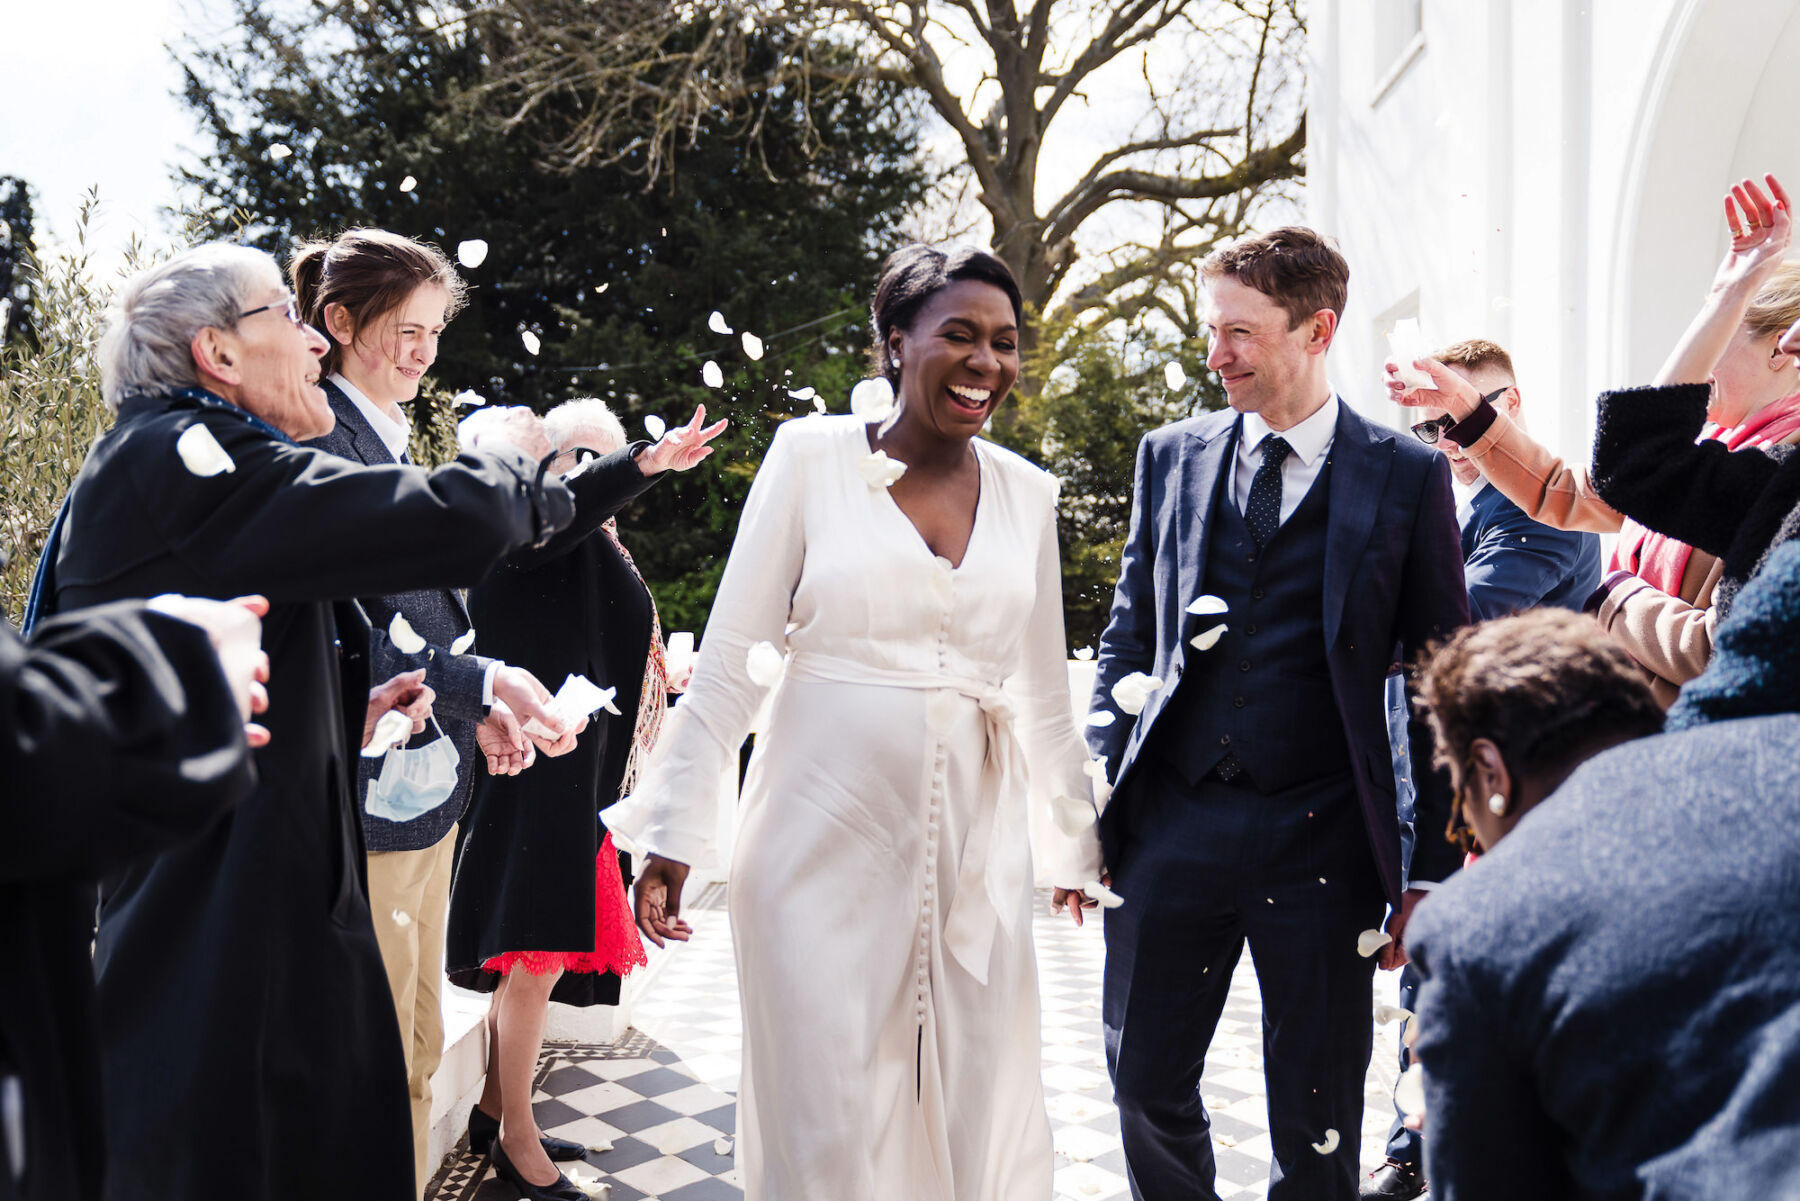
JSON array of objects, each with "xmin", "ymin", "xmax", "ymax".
[{"xmin": 1245, "ymin": 435, "xmax": 1291, "ymax": 548}]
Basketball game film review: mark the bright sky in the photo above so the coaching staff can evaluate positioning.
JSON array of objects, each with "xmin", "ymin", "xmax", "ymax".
[{"xmin": 0, "ymin": 0, "xmax": 229, "ymax": 280}]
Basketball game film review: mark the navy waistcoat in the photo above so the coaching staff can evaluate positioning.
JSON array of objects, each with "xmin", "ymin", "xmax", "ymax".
[{"xmin": 1151, "ymin": 453, "xmax": 1352, "ymax": 791}]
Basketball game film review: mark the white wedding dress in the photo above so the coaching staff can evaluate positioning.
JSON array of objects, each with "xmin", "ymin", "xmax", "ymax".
[{"xmin": 605, "ymin": 414, "xmax": 1103, "ymax": 1200}]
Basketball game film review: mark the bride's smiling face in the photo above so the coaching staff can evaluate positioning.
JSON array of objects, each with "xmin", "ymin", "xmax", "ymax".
[{"xmin": 887, "ymin": 280, "xmax": 1020, "ymax": 438}]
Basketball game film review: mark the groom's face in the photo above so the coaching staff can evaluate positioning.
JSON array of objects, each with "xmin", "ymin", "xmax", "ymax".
[{"xmin": 1202, "ymin": 276, "xmax": 1320, "ymax": 418}]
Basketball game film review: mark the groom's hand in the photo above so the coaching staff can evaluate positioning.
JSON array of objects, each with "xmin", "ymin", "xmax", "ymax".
[
  {"xmin": 1051, "ymin": 871, "xmax": 1111, "ymax": 928},
  {"xmin": 635, "ymin": 854, "xmax": 694, "ymax": 947},
  {"xmin": 1378, "ymin": 886, "xmax": 1431, "ymax": 970}
]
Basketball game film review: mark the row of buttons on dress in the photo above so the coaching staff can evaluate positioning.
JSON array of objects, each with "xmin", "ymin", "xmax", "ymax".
[{"xmin": 918, "ymin": 556, "xmax": 957, "ymax": 1025}]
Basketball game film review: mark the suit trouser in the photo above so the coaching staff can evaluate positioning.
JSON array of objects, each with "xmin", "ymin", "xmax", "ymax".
[
  {"xmin": 366, "ymin": 825, "xmax": 458, "ymax": 1198},
  {"xmin": 1103, "ymin": 763, "xmax": 1385, "ymax": 1201}
]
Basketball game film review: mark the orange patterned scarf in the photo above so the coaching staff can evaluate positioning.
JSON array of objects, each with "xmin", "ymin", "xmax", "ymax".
[{"xmin": 601, "ymin": 517, "xmax": 668, "ymax": 797}]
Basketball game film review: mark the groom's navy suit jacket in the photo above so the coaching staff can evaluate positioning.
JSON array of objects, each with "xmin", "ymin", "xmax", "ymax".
[{"xmin": 1087, "ymin": 402, "xmax": 1470, "ymax": 903}]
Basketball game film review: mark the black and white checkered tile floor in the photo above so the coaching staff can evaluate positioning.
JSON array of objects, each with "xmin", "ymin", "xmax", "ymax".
[{"xmin": 429, "ymin": 882, "xmax": 1404, "ymax": 1201}]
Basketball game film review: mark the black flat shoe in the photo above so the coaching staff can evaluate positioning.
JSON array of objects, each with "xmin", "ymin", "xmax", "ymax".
[
  {"xmin": 491, "ymin": 1141, "xmax": 589, "ymax": 1201},
  {"xmin": 469, "ymin": 1105, "xmax": 590, "ymax": 1162},
  {"xmin": 1360, "ymin": 1157, "xmax": 1428, "ymax": 1200}
]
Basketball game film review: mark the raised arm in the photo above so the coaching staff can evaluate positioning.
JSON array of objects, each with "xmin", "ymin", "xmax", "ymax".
[{"xmin": 1656, "ymin": 175, "xmax": 1792, "ymax": 387}]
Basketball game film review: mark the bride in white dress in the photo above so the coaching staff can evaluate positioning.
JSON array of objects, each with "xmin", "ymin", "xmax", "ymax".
[{"xmin": 604, "ymin": 245, "xmax": 1105, "ymax": 1200}]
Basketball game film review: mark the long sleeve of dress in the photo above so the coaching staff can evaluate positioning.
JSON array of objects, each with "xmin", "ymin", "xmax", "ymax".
[
  {"xmin": 603, "ymin": 424, "xmax": 806, "ymax": 868},
  {"xmin": 0, "ymin": 604, "xmax": 254, "ymax": 879},
  {"xmin": 1451, "ymin": 404, "xmax": 1623, "ymax": 534},
  {"xmin": 1011, "ymin": 488, "xmax": 1105, "ymax": 889},
  {"xmin": 1596, "ymin": 569, "xmax": 1718, "ymax": 692}
]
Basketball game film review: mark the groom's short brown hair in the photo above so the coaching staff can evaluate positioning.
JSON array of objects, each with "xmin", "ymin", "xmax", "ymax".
[{"xmin": 1201, "ymin": 227, "xmax": 1349, "ymax": 330}]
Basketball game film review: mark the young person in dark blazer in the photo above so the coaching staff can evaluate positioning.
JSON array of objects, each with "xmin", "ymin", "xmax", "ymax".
[
  {"xmin": 1086, "ymin": 227, "xmax": 1469, "ymax": 1200},
  {"xmin": 292, "ymin": 228, "xmax": 581, "ymax": 1195}
]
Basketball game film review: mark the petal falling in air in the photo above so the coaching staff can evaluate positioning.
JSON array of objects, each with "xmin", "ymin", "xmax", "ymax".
[{"xmin": 175, "ymin": 423, "xmax": 237, "ymax": 477}]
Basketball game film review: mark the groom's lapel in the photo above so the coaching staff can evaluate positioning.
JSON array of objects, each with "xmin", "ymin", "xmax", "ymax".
[
  {"xmin": 1177, "ymin": 412, "xmax": 1239, "ymax": 639},
  {"xmin": 1323, "ymin": 404, "xmax": 1394, "ymax": 648}
]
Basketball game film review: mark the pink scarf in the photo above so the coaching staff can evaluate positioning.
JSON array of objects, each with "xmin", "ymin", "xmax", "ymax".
[{"xmin": 1612, "ymin": 389, "xmax": 1800, "ymax": 592}]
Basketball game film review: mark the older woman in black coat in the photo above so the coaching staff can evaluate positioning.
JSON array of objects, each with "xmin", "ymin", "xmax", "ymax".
[{"xmin": 447, "ymin": 399, "xmax": 723, "ymax": 1199}]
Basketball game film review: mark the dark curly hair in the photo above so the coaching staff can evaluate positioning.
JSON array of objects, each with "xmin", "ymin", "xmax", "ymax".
[
  {"xmin": 1200, "ymin": 226, "xmax": 1348, "ymax": 330},
  {"xmin": 1416, "ymin": 609, "xmax": 1665, "ymax": 793},
  {"xmin": 868, "ymin": 244, "xmax": 1023, "ymax": 388}
]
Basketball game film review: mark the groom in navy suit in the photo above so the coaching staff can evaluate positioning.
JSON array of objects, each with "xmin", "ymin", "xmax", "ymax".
[{"xmin": 1087, "ymin": 227, "xmax": 1468, "ymax": 1200}]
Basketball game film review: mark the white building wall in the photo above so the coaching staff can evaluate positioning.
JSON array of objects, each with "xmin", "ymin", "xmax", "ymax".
[{"xmin": 1309, "ymin": 0, "xmax": 1800, "ymax": 465}]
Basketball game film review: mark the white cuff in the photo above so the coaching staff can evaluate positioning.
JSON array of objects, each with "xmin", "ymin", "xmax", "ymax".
[{"xmin": 482, "ymin": 660, "xmax": 503, "ymax": 708}]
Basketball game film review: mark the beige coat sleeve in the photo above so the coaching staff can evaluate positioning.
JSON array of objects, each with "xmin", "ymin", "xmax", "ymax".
[
  {"xmin": 1458, "ymin": 410, "xmax": 1624, "ymax": 534},
  {"xmin": 1594, "ymin": 554, "xmax": 1722, "ymax": 698}
]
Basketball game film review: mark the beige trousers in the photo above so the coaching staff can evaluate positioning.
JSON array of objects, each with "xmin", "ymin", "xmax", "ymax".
[{"xmin": 367, "ymin": 825, "xmax": 458, "ymax": 1198}]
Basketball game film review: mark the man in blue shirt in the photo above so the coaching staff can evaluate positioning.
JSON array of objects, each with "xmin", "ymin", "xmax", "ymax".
[{"xmin": 1365, "ymin": 337, "xmax": 1602, "ymax": 1200}]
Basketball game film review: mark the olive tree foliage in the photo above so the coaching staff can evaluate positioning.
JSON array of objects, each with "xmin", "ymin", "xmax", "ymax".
[{"xmin": 467, "ymin": 0, "xmax": 1306, "ymax": 329}]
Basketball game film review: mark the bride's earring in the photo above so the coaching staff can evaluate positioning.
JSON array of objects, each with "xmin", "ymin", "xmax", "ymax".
[{"xmin": 1487, "ymin": 793, "xmax": 1508, "ymax": 816}]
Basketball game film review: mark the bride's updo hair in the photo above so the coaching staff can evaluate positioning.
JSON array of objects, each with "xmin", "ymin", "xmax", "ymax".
[
  {"xmin": 290, "ymin": 229, "xmax": 466, "ymax": 375},
  {"xmin": 869, "ymin": 245, "xmax": 1024, "ymax": 388}
]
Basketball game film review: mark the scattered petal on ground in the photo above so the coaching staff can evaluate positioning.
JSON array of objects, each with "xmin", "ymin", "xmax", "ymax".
[
  {"xmin": 746, "ymin": 641, "xmax": 784, "ymax": 687},
  {"xmin": 456, "ymin": 239, "xmax": 488, "ymax": 268},
  {"xmin": 1190, "ymin": 623, "xmax": 1228, "ymax": 652},
  {"xmin": 708, "ymin": 310, "xmax": 733, "ymax": 335},
  {"xmin": 645, "ymin": 414, "xmax": 666, "ymax": 440},
  {"xmin": 1085, "ymin": 710, "xmax": 1116, "ymax": 728},
  {"xmin": 1110, "ymin": 672, "xmax": 1164, "ymax": 715},
  {"xmin": 850, "ymin": 377, "xmax": 896, "ymax": 422},
  {"xmin": 450, "ymin": 629, "xmax": 476, "ymax": 655},
  {"xmin": 1357, "ymin": 928, "xmax": 1393, "ymax": 958},
  {"xmin": 702, "ymin": 360, "xmax": 724, "ymax": 388},
  {"xmin": 1164, "ymin": 361, "xmax": 1186, "ymax": 390},
  {"xmin": 741, "ymin": 332, "xmax": 764, "ymax": 360},
  {"xmin": 362, "ymin": 710, "xmax": 411, "ymax": 758},
  {"xmin": 713, "ymin": 1136, "xmax": 733, "ymax": 1156},
  {"xmin": 858, "ymin": 450, "xmax": 907, "ymax": 489},
  {"xmin": 1310, "ymin": 1128, "xmax": 1340, "ymax": 1155},
  {"xmin": 175, "ymin": 424, "xmax": 236, "ymax": 476},
  {"xmin": 1186, "ymin": 594, "xmax": 1228, "ymax": 616}
]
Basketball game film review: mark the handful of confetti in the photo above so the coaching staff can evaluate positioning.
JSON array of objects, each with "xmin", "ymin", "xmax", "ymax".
[
  {"xmin": 522, "ymin": 673, "xmax": 621, "ymax": 741},
  {"xmin": 1386, "ymin": 318, "xmax": 1437, "ymax": 395}
]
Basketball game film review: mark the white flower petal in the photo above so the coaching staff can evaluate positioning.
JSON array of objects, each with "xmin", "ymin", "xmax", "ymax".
[
  {"xmin": 1356, "ymin": 928, "xmax": 1393, "ymax": 958},
  {"xmin": 1374, "ymin": 1004, "xmax": 1415, "ymax": 1026},
  {"xmin": 1084, "ymin": 880, "xmax": 1125, "ymax": 909},
  {"xmin": 269, "ymin": 143, "xmax": 292, "ymax": 161},
  {"xmin": 645, "ymin": 414, "xmax": 666, "ymax": 439},
  {"xmin": 362, "ymin": 710, "xmax": 412, "ymax": 758},
  {"xmin": 391, "ymin": 908, "xmax": 412, "ymax": 927},
  {"xmin": 1394, "ymin": 1063, "xmax": 1426, "ymax": 1115},
  {"xmin": 741, "ymin": 331, "xmax": 764, "ymax": 360},
  {"xmin": 1189, "ymin": 623, "xmax": 1228, "ymax": 652},
  {"xmin": 399, "ymin": 175, "xmax": 417, "ymax": 192},
  {"xmin": 175, "ymin": 423, "xmax": 236, "ymax": 477},
  {"xmin": 449, "ymin": 629, "xmax": 477, "ymax": 655},
  {"xmin": 1050, "ymin": 793, "xmax": 1097, "ymax": 838},
  {"xmin": 1073, "ymin": 646, "xmax": 1095, "ymax": 661},
  {"xmin": 713, "ymin": 1136, "xmax": 733, "ymax": 1156},
  {"xmin": 787, "ymin": 386, "xmax": 816, "ymax": 400},
  {"xmin": 388, "ymin": 613, "xmax": 426, "ymax": 655},
  {"xmin": 925, "ymin": 690, "xmax": 961, "ymax": 734},
  {"xmin": 708, "ymin": 310, "xmax": 733, "ymax": 335},
  {"xmin": 812, "ymin": 395, "xmax": 827, "ymax": 415},
  {"xmin": 521, "ymin": 329, "xmax": 541, "ymax": 356},
  {"xmin": 1310, "ymin": 1128, "xmax": 1340, "ymax": 1155},
  {"xmin": 595, "ymin": 283, "xmax": 609, "ymax": 294},
  {"xmin": 456, "ymin": 239, "xmax": 488, "ymax": 268},
  {"xmin": 1164, "ymin": 360, "xmax": 1187, "ymax": 391},
  {"xmin": 1386, "ymin": 318, "xmax": 1436, "ymax": 393},
  {"xmin": 746, "ymin": 641, "xmax": 784, "ymax": 688},
  {"xmin": 858, "ymin": 450, "xmax": 907, "ymax": 489},
  {"xmin": 451, "ymin": 389, "xmax": 486, "ymax": 407},
  {"xmin": 849, "ymin": 376, "xmax": 896, "ymax": 421},
  {"xmin": 1110, "ymin": 672, "xmax": 1164, "ymax": 716},
  {"xmin": 1084, "ymin": 710, "xmax": 1116, "ymax": 728},
  {"xmin": 1081, "ymin": 758, "xmax": 1108, "ymax": 782},
  {"xmin": 702, "ymin": 360, "xmax": 724, "ymax": 389},
  {"xmin": 1185, "ymin": 593, "xmax": 1228, "ymax": 617}
]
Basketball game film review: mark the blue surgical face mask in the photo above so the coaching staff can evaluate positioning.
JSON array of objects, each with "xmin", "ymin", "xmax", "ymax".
[{"xmin": 365, "ymin": 717, "xmax": 461, "ymax": 823}]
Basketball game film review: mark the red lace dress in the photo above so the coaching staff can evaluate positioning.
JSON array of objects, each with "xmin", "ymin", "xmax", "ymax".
[{"xmin": 482, "ymin": 832, "xmax": 648, "ymax": 978}]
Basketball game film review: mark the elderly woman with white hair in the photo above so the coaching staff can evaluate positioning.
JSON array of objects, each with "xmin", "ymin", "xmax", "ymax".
[
  {"xmin": 36, "ymin": 242, "xmax": 581, "ymax": 1201},
  {"xmin": 446, "ymin": 397, "xmax": 723, "ymax": 1199}
]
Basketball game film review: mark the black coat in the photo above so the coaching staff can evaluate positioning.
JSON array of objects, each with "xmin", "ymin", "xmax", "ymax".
[
  {"xmin": 1, "ymin": 603, "xmax": 253, "ymax": 1201},
  {"xmin": 1593, "ymin": 382, "xmax": 1800, "ymax": 615},
  {"xmin": 447, "ymin": 450, "xmax": 659, "ymax": 1007},
  {"xmin": 45, "ymin": 388, "xmax": 572, "ymax": 1201},
  {"xmin": 301, "ymin": 380, "xmax": 494, "ymax": 853}
]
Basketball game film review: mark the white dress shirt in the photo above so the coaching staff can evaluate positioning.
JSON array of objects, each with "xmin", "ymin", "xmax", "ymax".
[
  {"xmin": 1229, "ymin": 393, "xmax": 1340, "ymax": 524},
  {"xmin": 330, "ymin": 373, "xmax": 413, "ymax": 464}
]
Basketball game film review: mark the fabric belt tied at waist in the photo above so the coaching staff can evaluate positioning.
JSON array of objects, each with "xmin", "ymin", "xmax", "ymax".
[{"xmin": 786, "ymin": 651, "xmax": 1026, "ymax": 985}]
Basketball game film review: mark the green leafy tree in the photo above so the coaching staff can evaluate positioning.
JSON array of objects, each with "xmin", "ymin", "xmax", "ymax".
[
  {"xmin": 0, "ymin": 176, "xmax": 39, "ymax": 349},
  {"xmin": 176, "ymin": 1, "xmax": 930, "ymax": 633}
]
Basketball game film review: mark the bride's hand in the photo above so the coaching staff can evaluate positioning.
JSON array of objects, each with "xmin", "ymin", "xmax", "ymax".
[
  {"xmin": 635, "ymin": 854, "xmax": 694, "ymax": 947},
  {"xmin": 1052, "ymin": 886, "xmax": 1100, "ymax": 928}
]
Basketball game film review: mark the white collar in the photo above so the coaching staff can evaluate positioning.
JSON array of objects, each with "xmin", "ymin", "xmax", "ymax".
[
  {"xmin": 1239, "ymin": 392, "xmax": 1339, "ymax": 465},
  {"xmin": 331, "ymin": 372, "xmax": 412, "ymax": 463}
]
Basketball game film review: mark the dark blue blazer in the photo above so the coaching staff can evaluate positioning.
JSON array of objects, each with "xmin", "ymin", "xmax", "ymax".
[
  {"xmin": 1408, "ymin": 714, "xmax": 1800, "ymax": 1200},
  {"xmin": 1461, "ymin": 482, "xmax": 1602, "ymax": 621},
  {"xmin": 1087, "ymin": 402, "xmax": 1470, "ymax": 899}
]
